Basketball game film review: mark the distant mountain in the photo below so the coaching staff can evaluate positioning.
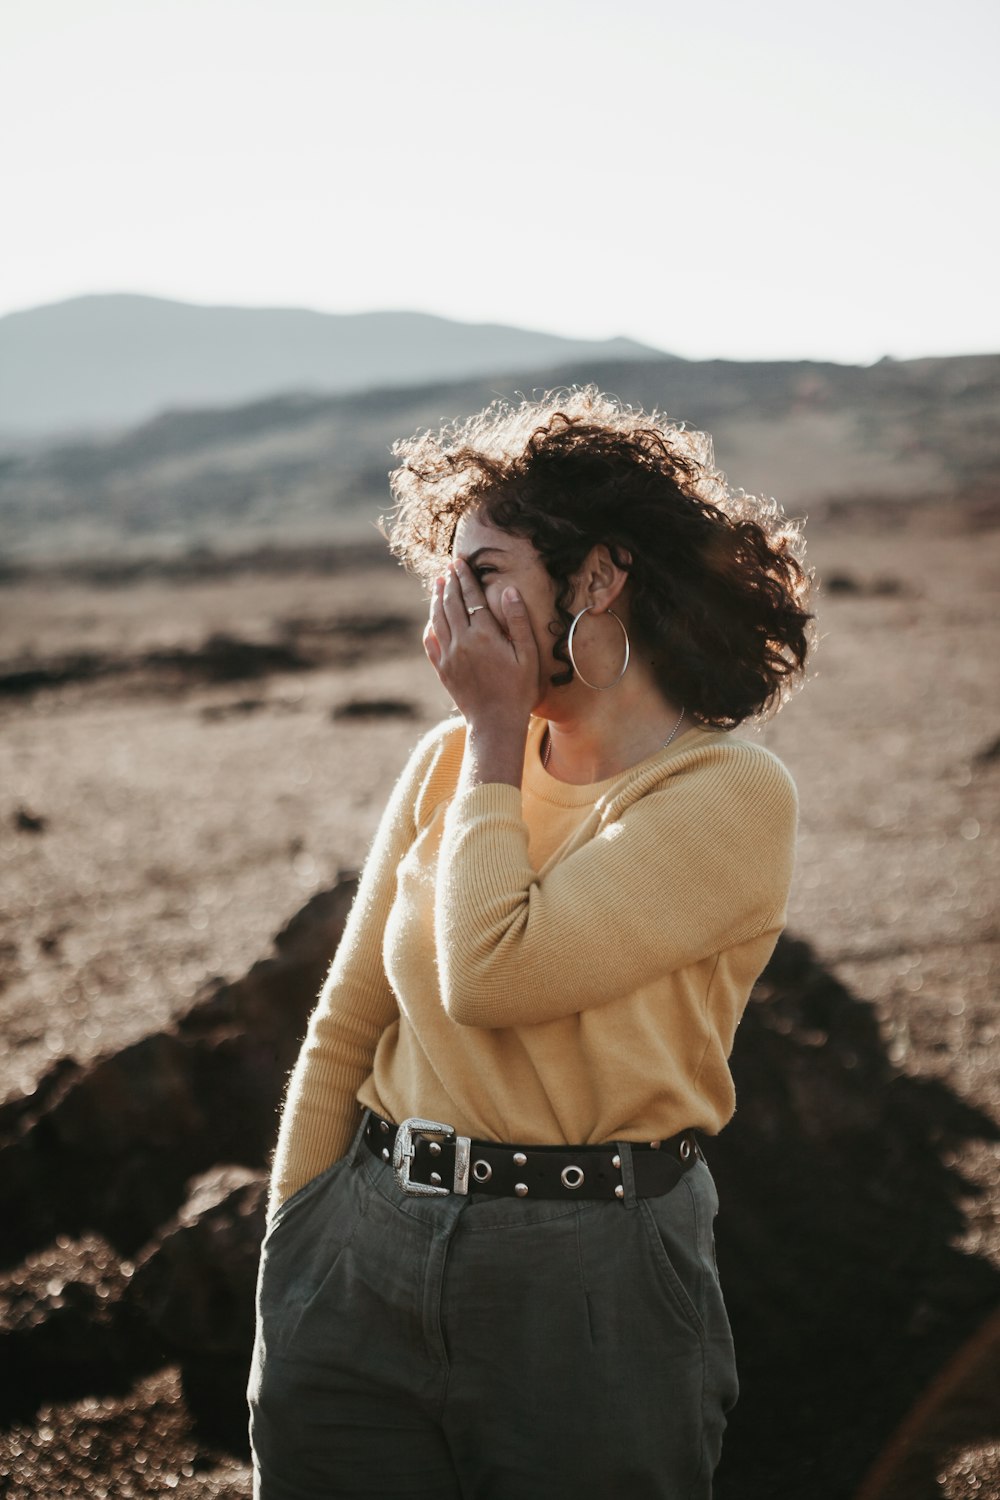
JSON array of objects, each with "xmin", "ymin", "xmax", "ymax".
[
  {"xmin": 0, "ymin": 293, "xmax": 673, "ymax": 439},
  {"xmin": 2, "ymin": 351, "xmax": 997, "ymax": 563}
]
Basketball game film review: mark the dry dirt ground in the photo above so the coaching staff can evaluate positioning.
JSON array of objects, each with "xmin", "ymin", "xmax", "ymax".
[{"xmin": 0, "ymin": 497, "xmax": 997, "ymax": 1496}]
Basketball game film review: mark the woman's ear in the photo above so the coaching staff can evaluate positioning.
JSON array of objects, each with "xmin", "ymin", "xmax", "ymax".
[{"xmin": 577, "ymin": 544, "xmax": 630, "ymax": 613}]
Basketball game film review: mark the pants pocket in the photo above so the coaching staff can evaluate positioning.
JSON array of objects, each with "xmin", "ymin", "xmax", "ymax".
[
  {"xmin": 263, "ymin": 1153, "xmax": 348, "ymax": 1246},
  {"xmin": 254, "ymin": 1155, "xmax": 368, "ymax": 1356},
  {"xmin": 637, "ymin": 1181, "xmax": 707, "ymax": 1338},
  {"xmin": 685, "ymin": 1163, "xmax": 740, "ymax": 1416}
]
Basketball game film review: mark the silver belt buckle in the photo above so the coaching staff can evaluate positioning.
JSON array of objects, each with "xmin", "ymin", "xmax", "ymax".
[{"xmin": 392, "ymin": 1117, "xmax": 471, "ymax": 1197}]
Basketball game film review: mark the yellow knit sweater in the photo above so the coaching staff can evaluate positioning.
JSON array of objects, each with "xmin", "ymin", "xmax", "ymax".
[{"xmin": 268, "ymin": 714, "xmax": 799, "ymax": 1213}]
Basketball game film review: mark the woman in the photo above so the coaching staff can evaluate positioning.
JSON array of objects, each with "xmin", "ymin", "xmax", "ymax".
[{"xmin": 248, "ymin": 385, "xmax": 813, "ymax": 1499}]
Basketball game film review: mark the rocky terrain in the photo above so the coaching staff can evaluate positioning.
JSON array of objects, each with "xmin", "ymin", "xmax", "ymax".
[{"xmin": 0, "ymin": 493, "xmax": 997, "ymax": 1498}]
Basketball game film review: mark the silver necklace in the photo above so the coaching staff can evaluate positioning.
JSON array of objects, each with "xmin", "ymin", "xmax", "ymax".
[{"xmin": 542, "ymin": 704, "xmax": 687, "ymax": 771}]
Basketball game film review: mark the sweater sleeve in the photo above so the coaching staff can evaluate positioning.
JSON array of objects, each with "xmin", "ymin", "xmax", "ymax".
[
  {"xmin": 434, "ymin": 745, "xmax": 798, "ymax": 1029},
  {"xmin": 266, "ymin": 722, "xmax": 454, "ymax": 1218}
]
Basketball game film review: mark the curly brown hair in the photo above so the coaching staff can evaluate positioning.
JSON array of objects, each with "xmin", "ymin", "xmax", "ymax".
[{"xmin": 383, "ymin": 384, "xmax": 814, "ymax": 729}]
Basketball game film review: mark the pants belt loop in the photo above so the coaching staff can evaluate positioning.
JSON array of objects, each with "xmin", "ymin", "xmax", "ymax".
[
  {"xmin": 615, "ymin": 1140, "xmax": 640, "ymax": 1210},
  {"xmin": 348, "ymin": 1108, "xmax": 374, "ymax": 1168}
]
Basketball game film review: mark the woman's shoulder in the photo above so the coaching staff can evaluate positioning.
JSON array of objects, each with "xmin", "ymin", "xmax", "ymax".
[
  {"xmin": 607, "ymin": 726, "xmax": 798, "ymax": 823},
  {"xmin": 683, "ymin": 729, "xmax": 798, "ymax": 797}
]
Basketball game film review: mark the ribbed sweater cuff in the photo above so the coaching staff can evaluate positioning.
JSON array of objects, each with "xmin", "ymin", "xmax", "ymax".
[{"xmin": 444, "ymin": 780, "xmax": 524, "ymax": 826}]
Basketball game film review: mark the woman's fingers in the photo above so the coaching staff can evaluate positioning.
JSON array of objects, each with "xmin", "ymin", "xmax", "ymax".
[
  {"xmin": 441, "ymin": 563, "xmax": 474, "ymax": 635},
  {"xmin": 429, "ymin": 576, "xmax": 451, "ymax": 649},
  {"xmin": 423, "ymin": 620, "xmax": 442, "ymax": 670},
  {"xmin": 452, "ymin": 557, "xmax": 488, "ymax": 617},
  {"xmin": 501, "ymin": 587, "xmax": 537, "ymax": 666}
]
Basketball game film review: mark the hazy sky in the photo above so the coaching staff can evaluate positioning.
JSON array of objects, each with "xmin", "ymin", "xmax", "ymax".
[{"xmin": 3, "ymin": 0, "xmax": 997, "ymax": 364}]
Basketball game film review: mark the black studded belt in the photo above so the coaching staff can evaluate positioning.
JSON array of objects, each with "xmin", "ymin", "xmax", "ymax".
[{"xmin": 363, "ymin": 1112, "xmax": 701, "ymax": 1202}]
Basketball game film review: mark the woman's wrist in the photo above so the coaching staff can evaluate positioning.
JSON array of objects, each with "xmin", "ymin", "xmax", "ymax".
[{"xmin": 460, "ymin": 715, "xmax": 530, "ymax": 791}]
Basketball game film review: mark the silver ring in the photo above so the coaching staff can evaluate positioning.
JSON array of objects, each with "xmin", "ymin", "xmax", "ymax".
[{"xmin": 467, "ymin": 606, "xmax": 486, "ymax": 616}]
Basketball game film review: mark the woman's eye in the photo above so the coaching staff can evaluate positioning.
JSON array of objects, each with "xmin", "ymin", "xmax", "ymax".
[{"xmin": 473, "ymin": 565, "xmax": 496, "ymax": 580}]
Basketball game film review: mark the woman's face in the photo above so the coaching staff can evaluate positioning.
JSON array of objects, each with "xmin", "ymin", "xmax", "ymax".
[{"xmin": 450, "ymin": 509, "xmax": 563, "ymax": 709}]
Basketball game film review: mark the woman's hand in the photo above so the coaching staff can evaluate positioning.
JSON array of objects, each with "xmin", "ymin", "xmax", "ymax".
[
  {"xmin": 423, "ymin": 559, "xmax": 540, "ymax": 788},
  {"xmin": 424, "ymin": 559, "xmax": 539, "ymax": 726}
]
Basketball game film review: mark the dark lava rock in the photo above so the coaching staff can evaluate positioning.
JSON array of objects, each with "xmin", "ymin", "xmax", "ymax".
[
  {"xmin": 0, "ymin": 631, "xmax": 314, "ymax": 701},
  {"xmin": 823, "ymin": 571, "xmax": 907, "ymax": 597},
  {"xmin": 0, "ymin": 654, "xmax": 114, "ymax": 697},
  {"xmin": 711, "ymin": 935, "xmax": 1000, "ymax": 1500},
  {"xmin": 129, "ymin": 1168, "xmax": 266, "ymax": 1453},
  {"xmin": 0, "ymin": 1234, "xmax": 151, "ymax": 1423},
  {"xmin": 13, "ymin": 806, "xmax": 47, "ymax": 833},
  {"xmin": 145, "ymin": 633, "xmax": 311, "ymax": 684},
  {"xmin": 854, "ymin": 1307, "xmax": 1000, "ymax": 1500},
  {"xmin": 130, "ymin": 1169, "xmax": 265, "ymax": 1360},
  {"xmin": 0, "ymin": 877, "xmax": 357, "ymax": 1265},
  {"xmin": 332, "ymin": 697, "xmax": 417, "ymax": 720},
  {"xmin": 0, "ymin": 1170, "xmax": 266, "ymax": 1447},
  {"xmin": 821, "ymin": 567, "xmax": 917, "ymax": 597}
]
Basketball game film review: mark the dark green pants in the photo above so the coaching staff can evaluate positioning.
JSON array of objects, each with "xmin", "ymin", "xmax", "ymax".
[{"xmin": 248, "ymin": 1111, "xmax": 738, "ymax": 1499}]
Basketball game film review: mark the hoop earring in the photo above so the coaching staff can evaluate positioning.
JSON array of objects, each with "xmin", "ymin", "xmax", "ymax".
[{"xmin": 566, "ymin": 606, "xmax": 630, "ymax": 690}]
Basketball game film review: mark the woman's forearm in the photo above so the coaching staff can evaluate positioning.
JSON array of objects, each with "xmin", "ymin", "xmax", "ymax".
[{"xmin": 458, "ymin": 715, "xmax": 530, "ymax": 794}]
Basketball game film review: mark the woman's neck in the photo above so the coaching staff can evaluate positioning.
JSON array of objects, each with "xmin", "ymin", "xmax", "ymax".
[{"xmin": 540, "ymin": 677, "xmax": 694, "ymax": 785}]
